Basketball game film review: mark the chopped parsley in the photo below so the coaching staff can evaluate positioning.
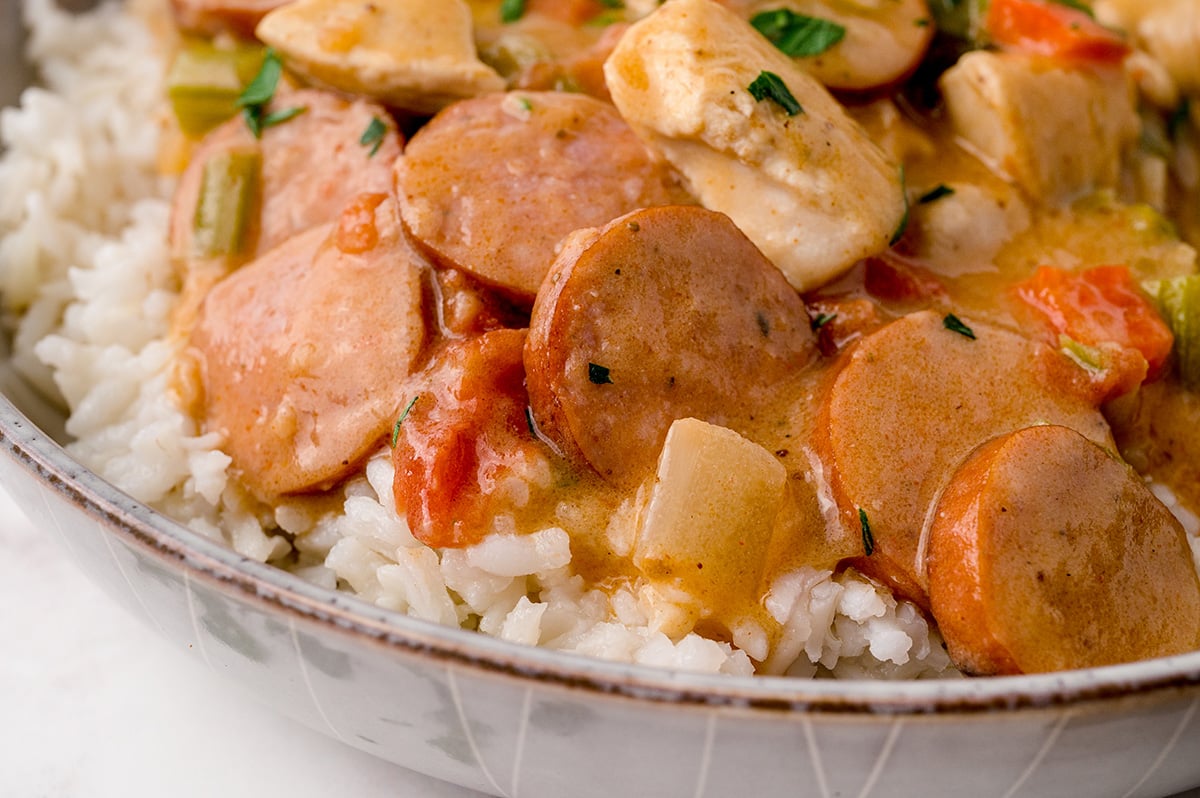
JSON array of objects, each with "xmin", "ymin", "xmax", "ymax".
[
  {"xmin": 588, "ymin": 362, "xmax": 613, "ymax": 385},
  {"xmin": 859, "ymin": 508, "xmax": 874, "ymax": 556},
  {"xmin": 1051, "ymin": 0, "xmax": 1094, "ymax": 18},
  {"xmin": 500, "ymin": 0, "xmax": 525, "ymax": 23},
  {"xmin": 943, "ymin": 313, "xmax": 976, "ymax": 339},
  {"xmin": 750, "ymin": 9, "xmax": 846, "ymax": 57},
  {"xmin": 360, "ymin": 116, "xmax": 388, "ymax": 157},
  {"xmin": 237, "ymin": 49, "xmax": 304, "ymax": 138},
  {"xmin": 747, "ymin": 70, "xmax": 803, "ymax": 116},
  {"xmin": 390, "ymin": 395, "xmax": 419, "ymax": 447},
  {"xmin": 810, "ymin": 312, "xmax": 836, "ymax": 331},
  {"xmin": 918, "ymin": 184, "xmax": 955, "ymax": 204}
]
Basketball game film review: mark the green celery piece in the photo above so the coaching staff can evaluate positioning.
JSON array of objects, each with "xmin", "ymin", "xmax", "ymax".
[
  {"xmin": 926, "ymin": 0, "xmax": 989, "ymax": 41},
  {"xmin": 167, "ymin": 41, "xmax": 265, "ymax": 137},
  {"xmin": 192, "ymin": 149, "xmax": 261, "ymax": 258},
  {"xmin": 1151, "ymin": 274, "xmax": 1200, "ymax": 390}
]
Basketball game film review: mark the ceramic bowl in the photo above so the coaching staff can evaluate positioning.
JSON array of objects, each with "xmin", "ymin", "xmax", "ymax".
[{"xmin": 4, "ymin": 5, "xmax": 1200, "ymax": 797}]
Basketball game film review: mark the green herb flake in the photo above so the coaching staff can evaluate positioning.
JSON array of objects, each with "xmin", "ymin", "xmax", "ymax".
[
  {"xmin": 943, "ymin": 313, "xmax": 976, "ymax": 339},
  {"xmin": 751, "ymin": 9, "xmax": 846, "ymax": 57},
  {"xmin": 500, "ymin": 0, "xmax": 525, "ymax": 23},
  {"xmin": 859, "ymin": 508, "xmax": 874, "ymax": 556},
  {"xmin": 390, "ymin": 395, "xmax": 419, "ymax": 447},
  {"xmin": 360, "ymin": 116, "xmax": 388, "ymax": 157},
  {"xmin": 237, "ymin": 48, "xmax": 283, "ymax": 108},
  {"xmin": 588, "ymin": 362, "xmax": 613, "ymax": 385},
  {"xmin": 918, "ymin": 184, "xmax": 955, "ymax": 204},
  {"xmin": 262, "ymin": 105, "xmax": 306, "ymax": 128},
  {"xmin": 747, "ymin": 70, "xmax": 803, "ymax": 116},
  {"xmin": 810, "ymin": 312, "xmax": 837, "ymax": 331},
  {"xmin": 236, "ymin": 49, "xmax": 304, "ymax": 139},
  {"xmin": 1051, "ymin": 0, "xmax": 1094, "ymax": 18}
]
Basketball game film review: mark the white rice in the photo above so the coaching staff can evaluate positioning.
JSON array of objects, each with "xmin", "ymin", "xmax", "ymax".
[{"xmin": 0, "ymin": 0, "xmax": 963, "ymax": 679}]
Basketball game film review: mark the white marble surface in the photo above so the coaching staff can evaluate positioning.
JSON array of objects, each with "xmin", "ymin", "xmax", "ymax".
[{"xmin": 0, "ymin": 483, "xmax": 486, "ymax": 798}]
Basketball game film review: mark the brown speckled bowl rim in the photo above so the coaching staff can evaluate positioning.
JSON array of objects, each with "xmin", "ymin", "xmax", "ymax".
[{"xmin": 5, "ymin": 392, "xmax": 1200, "ymax": 716}]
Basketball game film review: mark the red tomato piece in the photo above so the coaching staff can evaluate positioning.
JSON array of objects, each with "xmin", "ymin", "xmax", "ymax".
[
  {"xmin": 985, "ymin": 0, "xmax": 1131, "ymax": 63},
  {"xmin": 863, "ymin": 252, "xmax": 947, "ymax": 304},
  {"xmin": 1014, "ymin": 265, "xmax": 1174, "ymax": 396},
  {"xmin": 391, "ymin": 328, "xmax": 547, "ymax": 548}
]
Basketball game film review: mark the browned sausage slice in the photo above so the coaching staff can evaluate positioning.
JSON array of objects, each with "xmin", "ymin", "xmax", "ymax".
[
  {"xmin": 170, "ymin": 88, "xmax": 403, "ymax": 263},
  {"xmin": 814, "ymin": 310, "xmax": 1114, "ymax": 607},
  {"xmin": 169, "ymin": 89, "xmax": 402, "ymax": 337},
  {"xmin": 524, "ymin": 205, "xmax": 817, "ymax": 486},
  {"xmin": 927, "ymin": 424, "xmax": 1200, "ymax": 675},
  {"xmin": 395, "ymin": 91, "xmax": 691, "ymax": 302},
  {"xmin": 169, "ymin": 0, "xmax": 285, "ymax": 37},
  {"xmin": 185, "ymin": 194, "xmax": 427, "ymax": 499}
]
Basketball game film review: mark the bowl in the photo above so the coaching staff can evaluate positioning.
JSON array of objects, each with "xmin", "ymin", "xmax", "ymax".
[{"xmin": 4, "ymin": 3, "xmax": 1200, "ymax": 797}]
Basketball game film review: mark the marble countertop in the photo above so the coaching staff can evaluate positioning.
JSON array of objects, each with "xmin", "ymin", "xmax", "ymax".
[{"xmin": 0, "ymin": 483, "xmax": 485, "ymax": 798}]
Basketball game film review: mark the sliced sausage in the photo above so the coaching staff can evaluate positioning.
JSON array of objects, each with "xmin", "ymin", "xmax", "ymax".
[
  {"xmin": 525, "ymin": 205, "xmax": 817, "ymax": 487},
  {"xmin": 814, "ymin": 309, "xmax": 1114, "ymax": 606},
  {"xmin": 395, "ymin": 90, "xmax": 691, "ymax": 302},
  {"xmin": 170, "ymin": 88, "xmax": 403, "ymax": 263},
  {"xmin": 927, "ymin": 424, "xmax": 1200, "ymax": 675},
  {"xmin": 185, "ymin": 194, "xmax": 427, "ymax": 499},
  {"xmin": 169, "ymin": 0, "xmax": 285, "ymax": 37},
  {"xmin": 169, "ymin": 89, "xmax": 403, "ymax": 336}
]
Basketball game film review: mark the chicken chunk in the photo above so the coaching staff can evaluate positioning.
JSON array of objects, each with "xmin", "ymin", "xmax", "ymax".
[
  {"xmin": 939, "ymin": 51, "xmax": 1140, "ymax": 204},
  {"xmin": 256, "ymin": 0, "xmax": 505, "ymax": 114},
  {"xmin": 604, "ymin": 0, "xmax": 906, "ymax": 292},
  {"xmin": 718, "ymin": 0, "xmax": 934, "ymax": 92},
  {"xmin": 1096, "ymin": 0, "xmax": 1200, "ymax": 96}
]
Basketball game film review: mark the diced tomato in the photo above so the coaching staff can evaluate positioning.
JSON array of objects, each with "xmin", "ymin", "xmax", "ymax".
[
  {"xmin": 391, "ymin": 328, "xmax": 546, "ymax": 548},
  {"xmin": 805, "ymin": 296, "xmax": 886, "ymax": 357},
  {"xmin": 985, "ymin": 0, "xmax": 1131, "ymax": 63},
  {"xmin": 863, "ymin": 252, "xmax": 948, "ymax": 304},
  {"xmin": 1014, "ymin": 265, "xmax": 1174, "ymax": 398}
]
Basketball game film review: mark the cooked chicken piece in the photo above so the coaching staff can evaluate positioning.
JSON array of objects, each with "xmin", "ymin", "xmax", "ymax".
[
  {"xmin": 939, "ymin": 51, "xmax": 1140, "ymax": 204},
  {"xmin": 256, "ymin": 0, "xmax": 504, "ymax": 114},
  {"xmin": 1096, "ymin": 0, "xmax": 1200, "ymax": 97},
  {"xmin": 717, "ymin": 0, "xmax": 934, "ymax": 92},
  {"xmin": 604, "ymin": 0, "xmax": 906, "ymax": 292},
  {"xmin": 909, "ymin": 182, "xmax": 1031, "ymax": 275}
]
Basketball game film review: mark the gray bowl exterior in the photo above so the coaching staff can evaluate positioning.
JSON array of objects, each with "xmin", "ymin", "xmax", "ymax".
[{"xmin": 5, "ymin": 5, "xmax": 1200, "ymax": 798}]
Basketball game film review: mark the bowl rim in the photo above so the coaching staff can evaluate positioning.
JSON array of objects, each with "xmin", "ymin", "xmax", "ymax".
[{"xmin": 5, "ymin": 391, "xmax": 1200, "ymax": 716}]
